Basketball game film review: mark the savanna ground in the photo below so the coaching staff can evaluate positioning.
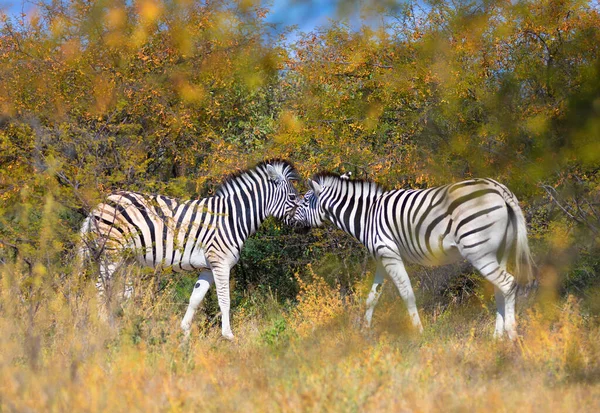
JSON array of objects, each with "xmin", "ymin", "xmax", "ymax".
[
  {"xmin": 1, "ymin": 0, "xmax": 600, "ymax": 411},
  {"xmin": 1, "ymin": 259, "xmax": 600, "ymax": 412}
]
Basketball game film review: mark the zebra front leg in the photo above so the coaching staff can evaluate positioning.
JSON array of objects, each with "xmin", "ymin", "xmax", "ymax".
[
  {"xmin": 380, "ymin": 257, "xmax": 423, "ymax": 333},
  {"xmin": 181, "ymin": 271, "xmax": 214, "ymax": 338},
  {"xmin": 210, "ymin": 264, "xmax": 235, "ymax": 341},
  {"xmin": 364, "ymin": 263, "xmax": 385, "ymax": 328}
]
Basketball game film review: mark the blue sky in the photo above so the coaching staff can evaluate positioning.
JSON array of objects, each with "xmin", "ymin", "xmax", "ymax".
[
  {"xmin": 0, "ymin": 0, "xmax": 31, "ymax": 16},
  {"xmin": 265, "ymin": 0, "xmax": 381, "ymax": 42},
  {"xmin": 0, "ymin": 0, "xmax": 345, "ymax": 31},
  {"xmin": 0, "ymin": 0, "xmax": 384, "ymax": 45},
  {"xmin": 265, "ymin": 0, "xmax": 340, "ymax": 32}
]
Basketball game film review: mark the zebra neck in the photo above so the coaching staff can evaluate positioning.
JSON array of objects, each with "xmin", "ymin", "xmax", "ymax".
[
  {"xmin": 221, "ymin": 180, "xmax": 272, "ymax": 242},
  {"xmin": 324, "ymin": 186, "xmax": 378, "ymax": 246}
]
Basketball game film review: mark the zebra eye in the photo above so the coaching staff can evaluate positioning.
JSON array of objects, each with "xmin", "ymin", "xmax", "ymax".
[{"xmin": 289, "ymin": 194, "xmax": 297, "ymax": 201}]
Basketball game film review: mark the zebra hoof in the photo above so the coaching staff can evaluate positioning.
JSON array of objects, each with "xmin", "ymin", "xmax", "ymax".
[
  {"xmin": 181, "ymin": 320, "xmax": 192, "ymax": 333},
  {"xmin": 222, "ymin": 332, "xmax": 235, "ymax": 341}
]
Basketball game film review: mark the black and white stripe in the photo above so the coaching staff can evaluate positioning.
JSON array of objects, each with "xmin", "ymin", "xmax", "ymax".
[
  {"xmin": 293, "ymin": 174, "xmax": 534, "ymax": 340},
  {"xmin": 78, "ymin": 160, "xmax": 300, "ymax": 339}
]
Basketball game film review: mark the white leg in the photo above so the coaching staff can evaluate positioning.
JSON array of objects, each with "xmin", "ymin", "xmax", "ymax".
[
  {"xmin": 381, "ymin": 257, "xmax": 423, "ymax": 333},
  {"xmin": 210, "ymin": 264, "xmax": 234, "ymax": 340},
  {"xmin": 123, "ymin": 273, "xmax": 134, "ymax": 300},
  {"xmin": 364, "ymin": 264, "xmax": 385, "ymax": 327},
  {"xmin": 493, "ymin": 286, "xmax": 505, "ymax": 338},
  {"xmin": 181, "ymin": 271, "xmax": 214, "ymax": 337},
  {"xmin": 503, "ymin": 278, "xmax": 517, "ymax": 340},
  {"xmin": 472, "ymin": 259, "xmax": 518, "ymax": 340},
  {"xmin": 96, "ymin": 256, "xmax": 120, "ymax": 321},
  {"xmin": 97, "ymin": 258, "xmax": 118, "ymax": 303},
  {"xmin": 99, "ymin": 257, "xmax": 135, "ymax": 302}
]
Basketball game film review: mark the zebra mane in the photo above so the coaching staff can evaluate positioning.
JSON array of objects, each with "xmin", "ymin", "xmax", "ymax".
[
  {"xmin": 216, "ymin": 159, "xmax": 300, "ymax": 196},
  {"xmin": 312, "ymin": 172, "xmax": 385, "ymax": 195}
]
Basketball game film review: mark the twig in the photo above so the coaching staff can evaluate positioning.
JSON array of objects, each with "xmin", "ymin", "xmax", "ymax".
[{"xmin": 539, "ymin": 183, "xmax": 599, "ymax": 235}]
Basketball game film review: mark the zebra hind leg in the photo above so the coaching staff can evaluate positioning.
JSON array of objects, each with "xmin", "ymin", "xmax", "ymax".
[
  {"xmin": 181, "ymin": 270, "xmax": 214, "ymax": 338},
  {"xmin": 364, "ymin": 263, "xmax": 385, "ymax": 328},
  {"xmin": 471, "ymin": 258, "xmax": 518, "ymax": 340},
  {"xmin": 493, "ymin": 286, "xmax": 506, "ymax": 338}
]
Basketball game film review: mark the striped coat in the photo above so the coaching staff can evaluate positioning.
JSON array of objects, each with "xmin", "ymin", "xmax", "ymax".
[
  {"xmin": 293, "ymin": 174, "xmax": 534, "ymax": 339},
  {"xmin": 79, "ymin": 160, "xmax": 300, "ymax": 339}
]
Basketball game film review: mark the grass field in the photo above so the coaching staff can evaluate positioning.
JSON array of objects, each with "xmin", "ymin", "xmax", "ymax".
[{"xmin": 1, "ymin": 263, "xmax": 599, "ymax": 412}]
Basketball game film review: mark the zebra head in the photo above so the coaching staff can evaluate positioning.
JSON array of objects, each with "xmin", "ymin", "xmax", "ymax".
[
  {"xmin": 292, "ymin": 179, "xmax": 327, "ymax": 228},
  {"xmin": 262, "ymin": 160, "xmax": 301, "ymax": 225}
]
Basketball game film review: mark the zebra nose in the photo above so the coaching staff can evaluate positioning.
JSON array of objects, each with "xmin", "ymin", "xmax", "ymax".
[
  {"xmin": 284, "ymin": 211, "xmax": 295, "ymax": 224},
  {"xmin": 288, "ymin": 205, "xmax": 299, "ymax": 218}
]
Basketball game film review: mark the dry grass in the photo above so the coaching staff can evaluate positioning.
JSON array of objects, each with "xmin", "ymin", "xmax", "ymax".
[{"xmin": 1, "ymin": 262, "xmax": 599, "ymax": 413}]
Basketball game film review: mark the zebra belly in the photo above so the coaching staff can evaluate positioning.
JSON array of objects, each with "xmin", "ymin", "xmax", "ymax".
[
  {"xmin": 427, "ymin": 223, "xmax": 463, "ymax": 265},
  {"xmin": 187, "ymin": 250, "xmax": 210, "ymax": 271},
  {"xmin": 398, "ymin": 240, "xmax": 462, "ymax": 266},
  {"xmin": 135, "ymin": 249, "xmax": 210, "ymax": 272},
  {"xmin": 393, "ymin": 212, "xmax": 463, "ymax": 266}
]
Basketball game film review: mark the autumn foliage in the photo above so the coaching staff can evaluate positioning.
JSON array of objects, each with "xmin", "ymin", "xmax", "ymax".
[{"xmin": 1, "ymin": 0, "xmax": 599, "ymax": 411}]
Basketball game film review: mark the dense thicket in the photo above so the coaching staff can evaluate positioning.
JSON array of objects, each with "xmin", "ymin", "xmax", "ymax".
[{"xmin": 1, "ymin": 0, "xmax": 599, "ymax": 313}]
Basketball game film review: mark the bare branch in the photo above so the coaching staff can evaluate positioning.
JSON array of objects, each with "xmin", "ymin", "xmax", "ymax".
[{"xmin": 540, "ymin": 183, "xmax": 599, "ymax": 235}]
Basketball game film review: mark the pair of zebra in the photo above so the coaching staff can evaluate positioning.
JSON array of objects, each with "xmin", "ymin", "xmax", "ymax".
[{"xmin": 79, "ymin": 159, "xmax": 534, "ymax": 341}]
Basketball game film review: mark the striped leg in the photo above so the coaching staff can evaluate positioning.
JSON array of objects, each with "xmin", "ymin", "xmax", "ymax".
[
  {"xmin": 472, "ymin": 259, "xmax": 517, "ymax": 340},
  {"xmin": 181, "ymin": 270, "xmax": 214, "ymax": 337},
  {"xmin": 210, "ymin": 263, "xmax": 234, "ymax": 340},
  {"xmin": 364, "ymin": 263, "xmax": 385, "ymax": 328},
  {"xmin": 491, "ymin": 271, "xmax": 517, "ymax": 340},
  {"xmin": 499, "ymin": 273, "xmax": 517, "ymax": 340},
  {"xmin": 380, "ymin": 256, "xmax": 424, "ymax": 333}
]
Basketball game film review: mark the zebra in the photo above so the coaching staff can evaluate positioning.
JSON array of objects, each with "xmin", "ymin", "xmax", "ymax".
[
  {"xmin": 78, "ymin": 160, "xmax": 301, "ymax": 340},
  {"xmin": 291, "ymin": 173, "xmax": 534, "ymax": 340}
]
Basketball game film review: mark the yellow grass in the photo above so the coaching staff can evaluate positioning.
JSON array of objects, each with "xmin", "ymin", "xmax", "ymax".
[{"xmin": 1, "ymin": 263, "xmax": 599, "ymax": 412}]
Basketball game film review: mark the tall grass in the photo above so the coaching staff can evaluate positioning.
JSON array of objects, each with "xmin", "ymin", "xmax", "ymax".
[{"xmin": 1, "ymin": 257, "xmax": 599, "ymax": 412}]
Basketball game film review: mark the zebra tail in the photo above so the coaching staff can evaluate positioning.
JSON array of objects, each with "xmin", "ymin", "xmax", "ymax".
[{"xmin": 504, "ymin": 195, "xmax": 536, "ymax": 288}]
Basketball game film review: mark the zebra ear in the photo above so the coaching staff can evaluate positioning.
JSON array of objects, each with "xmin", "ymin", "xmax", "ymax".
[
  {"xmin": 266, "ymin": 164, "xmax": 284, "ymax": 183},
  {"xmin": 308, "ymin": 179, "xmax": 322, "ymax": 197}
]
